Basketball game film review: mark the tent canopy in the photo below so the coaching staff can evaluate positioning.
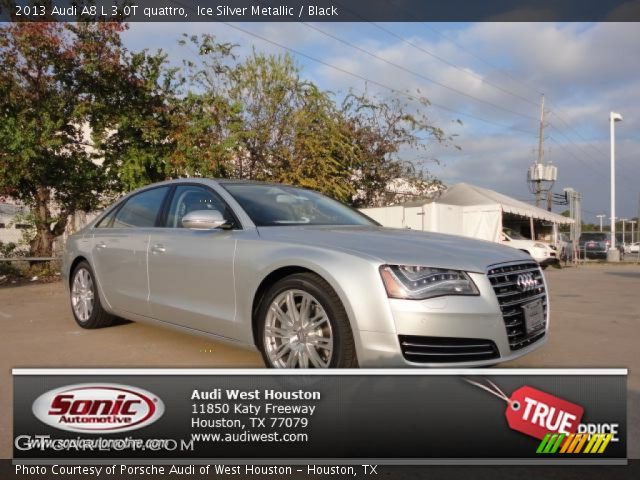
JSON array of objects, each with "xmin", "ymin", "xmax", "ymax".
[{"xmin": 437, "ymin": 183, "xmax": 574, "ymax": 225}]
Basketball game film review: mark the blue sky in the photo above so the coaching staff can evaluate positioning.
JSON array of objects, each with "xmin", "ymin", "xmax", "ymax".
[{"xmin": 123, "ymin": 22, "xmax": 640, "ymax": 223}]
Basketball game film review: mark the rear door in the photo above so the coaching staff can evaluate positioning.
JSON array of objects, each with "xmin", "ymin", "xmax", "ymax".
[
  {"xmin": 92, "ymin": 186, "xmax": 170, "ymax": 317},
  {"xmin": 147, "ymin": 184, "xmax": 239, "ymax": 338}
]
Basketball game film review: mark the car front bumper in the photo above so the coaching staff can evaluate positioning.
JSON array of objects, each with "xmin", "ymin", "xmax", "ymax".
[{"xmin": 354, "ymin": 271, "xmax": 549, "ymax": 367}]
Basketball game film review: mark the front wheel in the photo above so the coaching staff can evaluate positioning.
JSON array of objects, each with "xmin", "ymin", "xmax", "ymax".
[{"xmin": 257, "ymin": 273, "xmax": 358, "ymax": 368}]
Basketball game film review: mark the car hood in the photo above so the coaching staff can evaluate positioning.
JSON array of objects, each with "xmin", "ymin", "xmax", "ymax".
[{"xmin": 256, "ymin": 225, "xmax": 531, "ymax": 273}]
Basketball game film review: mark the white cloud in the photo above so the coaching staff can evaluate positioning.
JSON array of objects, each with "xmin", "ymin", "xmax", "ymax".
[{"xmin": 123, "ymin": 21, "xmax": 640, "ymax": 221}]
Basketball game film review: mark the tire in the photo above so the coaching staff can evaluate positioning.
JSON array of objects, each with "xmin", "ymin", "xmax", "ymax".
[
  {"xmin": 70, "ymin": 260, "xmax": 114, "ymax": 329},
  {"xmin": 257, "ymin": 273, "xmax": 358, "ymax": 368}
]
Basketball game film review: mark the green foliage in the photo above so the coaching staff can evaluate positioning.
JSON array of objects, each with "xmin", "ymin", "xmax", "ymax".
[
  {"xmin": 0, "ymin": 22, "xmax": 112, "ymax": 255},
  {"xmin": 1, "ymin": 26, "xmax": 452, "ymax": 259},
  {"xmin": 168, "ymin": 34, "xmax": 243, "ymax": 179},
  {"xmin": 174, "ymin": 37, "xmax": 449, "ymax": 205},
  {"xmin": 0, "ymin": 22, "xmax": 178, "ymax": 255}
]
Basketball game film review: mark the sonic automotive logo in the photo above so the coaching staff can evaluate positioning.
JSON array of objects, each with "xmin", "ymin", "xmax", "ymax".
[{"xmin": 32, "ymin": 384, "xmax": 164, "ymax": 433}]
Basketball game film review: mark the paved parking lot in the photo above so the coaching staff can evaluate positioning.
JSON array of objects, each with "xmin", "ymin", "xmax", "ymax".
[{"xmin": 1, "ymin": 264, "xmax": 639, "ymax": 458}]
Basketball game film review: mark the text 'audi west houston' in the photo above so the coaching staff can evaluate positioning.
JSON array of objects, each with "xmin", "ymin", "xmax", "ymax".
[{"xmin": 63, "ymin": 179, "xmax": 549, "ymax": 368}]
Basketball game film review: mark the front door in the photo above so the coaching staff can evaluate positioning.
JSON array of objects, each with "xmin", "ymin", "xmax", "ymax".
[{"xmin": 147, "ymin": 185, "xmax": 238, "ymax": 338}]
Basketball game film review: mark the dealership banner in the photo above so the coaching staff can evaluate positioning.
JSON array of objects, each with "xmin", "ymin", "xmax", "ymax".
[{"xmin": 13, "ymin": 369, "xmax": 626, "ymax": 465}]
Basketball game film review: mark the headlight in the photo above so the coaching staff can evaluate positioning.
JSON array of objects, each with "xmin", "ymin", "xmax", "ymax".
[
  {"xmin": 379, "ymin": 265, "xmax": 479, "ymax": 300},
  {"xmin": 534, "ymin": 243, "xmax": 547, "ymax": 249}
]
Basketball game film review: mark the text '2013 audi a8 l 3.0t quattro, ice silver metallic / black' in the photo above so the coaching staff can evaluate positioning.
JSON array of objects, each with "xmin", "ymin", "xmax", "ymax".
[{"xmin": 63, "ymin": 179, "xmax": 549, "ymax": 368}]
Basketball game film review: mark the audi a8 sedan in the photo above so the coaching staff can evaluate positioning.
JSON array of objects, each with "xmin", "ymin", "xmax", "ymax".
[{"xmin": 63, "ymin": 179, "xmax": 549, "ymax": 368}]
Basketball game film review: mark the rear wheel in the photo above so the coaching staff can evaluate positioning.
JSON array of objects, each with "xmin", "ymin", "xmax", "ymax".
[
  {"xmin": 257, "ymin": 273, "xmax": 357, "ymax": 368},
  {"xmin": 70, "ymin": 261, "xmax": 114, "ymax": 329}
]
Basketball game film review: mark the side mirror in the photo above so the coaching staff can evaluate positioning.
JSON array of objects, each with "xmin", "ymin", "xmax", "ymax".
[{"xmin": 182, "ymin": 210, "xmax": 228, "ymax": 230}]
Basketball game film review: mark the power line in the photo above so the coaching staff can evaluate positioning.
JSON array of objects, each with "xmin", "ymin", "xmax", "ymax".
[
  {"xmin": 217, "ymin": 22, "xmax": 538, "ymax": 137},
  {"xmin": 369, "ymin": 21, "xmax": 540, "ymax": 108},
  {"xmin": 363, "ymin": 0, "xmax": 640, "ymax": 180},
  {"xmin": 333, "ymin": 0, "xmax": 541, "ymax": 108},
  {"xmin": 548, "ymin": 109, "xmax": 640, "ymax": 177},
  {"xmin": 169, "ymin": 0, "xmax": 540, "ymax": 136},
  {"xmin": 300, "ymin": 22, "xmax": 539, "ymax": 123},
  {"xmin": 170, "ymin": 0, "xmax": 638, "ymax": 201},
  {"xmin": 420, "ymin": 23, "xmax": 545, "ymax": 99},
  {"xmin": 548, "ymin": 119, "xmax": 640, "ymax": 178}
]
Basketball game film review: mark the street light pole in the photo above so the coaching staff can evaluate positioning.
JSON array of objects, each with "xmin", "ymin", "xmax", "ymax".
[
  {"xmin": 630, "ymin": 220, "xmax": 637, "ymax": 244},
  {"xmin": 596, "ymin": 214, "xmax": 605, "ymax": 232},
  {"xmin": 608, "ymin": 112, "xmax": 623, "ymax": 262},
  {"xmin": 621, "ymin": 218, "xmax": 628, "ymax": 247}
]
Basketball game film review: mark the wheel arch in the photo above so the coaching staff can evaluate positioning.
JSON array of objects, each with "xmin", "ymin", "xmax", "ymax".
[
  {"xmin": 68, "ymin": 256, "xmax": 89, "ymax": 288},
  {"xmin": 250, "ymin": 265, "xmax": 350, "ymax": 349}
]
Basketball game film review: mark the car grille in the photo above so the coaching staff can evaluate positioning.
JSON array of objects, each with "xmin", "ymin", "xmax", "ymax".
[
  {"xmin": 399, "ymin": 335, "xmax": 499, "ymax": 363},
  {"xmin": 487, "ymin": 261, "xmax": 547, "ymax": 351}
]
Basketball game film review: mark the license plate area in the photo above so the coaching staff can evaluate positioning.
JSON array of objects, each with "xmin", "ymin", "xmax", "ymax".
[{"xmin": 522, "ymin": 299, "xmax": 544, "ymax": 334}]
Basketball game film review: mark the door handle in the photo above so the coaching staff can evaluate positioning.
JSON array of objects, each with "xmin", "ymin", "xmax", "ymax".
[
  {"xmin": 96, "ymin": 242, "xmax": 107, "ymax": 250},
  {"xmin": 150, "ymin": 244, "xmax": 166, "ymax": 254}
]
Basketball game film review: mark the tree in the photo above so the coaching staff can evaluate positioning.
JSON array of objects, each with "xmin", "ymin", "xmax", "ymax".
[
  {"xmin": 168, "ymin": 34, "xmax": 243, "ymax": 179},
  {"xmin": 95, "ymin": 46, "xmax": 178, "ymax": 191},
  {"xmin": 340, "ymin": 92, "xmax": 453, "ymax": 207},
  {"xmin": 0, "ymin": 22, "xmax": 116, "ymax": 256},
  {"xmin": 0, "ymin": 21, "xmax": 176, "ymax": 255}
]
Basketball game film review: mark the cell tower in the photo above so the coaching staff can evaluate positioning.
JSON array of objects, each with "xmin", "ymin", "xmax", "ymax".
[{"xmin": 527, "ymin": 94, "xmax": 557, "ymax": 209}]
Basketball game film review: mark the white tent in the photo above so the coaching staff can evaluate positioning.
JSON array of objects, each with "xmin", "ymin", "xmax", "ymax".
[
  {"xmin": 361, "ymin": 183, "xmax": 574, "ymax": 244},
  {"xmin": 437, "ymin": 183, "xmax": 573, "ymax": 225}
]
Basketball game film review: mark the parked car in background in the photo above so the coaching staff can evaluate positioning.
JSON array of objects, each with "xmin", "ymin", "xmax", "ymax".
[
  {"xmin": 626, "ymin": 242, "xmax": 640, "ymax": 254},
  {"xmin": 63, "ymin": 179, "xmax": 550, "ymax": 368},
  {"xmin": 578, "ymin": 232, "xmax": 624, "ymax": 259},
  {"xmin": 500, "ymin": 228, "xmax": 558, "ymax": 268}
]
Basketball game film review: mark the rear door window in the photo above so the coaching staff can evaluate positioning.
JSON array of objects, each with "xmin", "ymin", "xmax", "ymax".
[{"xmin": 113, "ymin": 187, "xmax": 169, "ymax": 228}]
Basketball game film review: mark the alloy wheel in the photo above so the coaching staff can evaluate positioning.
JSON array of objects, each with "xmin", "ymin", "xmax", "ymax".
[
  {"xmin": 264, "ymin": 289, "xmax": 334, "ymax": 368},
  {"xmin": 71, "ymin": 268, "xmax": 95, "ymax": 323}
]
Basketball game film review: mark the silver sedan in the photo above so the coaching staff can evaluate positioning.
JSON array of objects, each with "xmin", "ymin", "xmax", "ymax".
[{"xmin": 63, "ymin": 179, "xmax": 549, "ymax": 368}]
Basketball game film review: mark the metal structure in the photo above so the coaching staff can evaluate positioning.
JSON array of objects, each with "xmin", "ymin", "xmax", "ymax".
[
  {"xmin": 528, "ymin": 95, "xmax": 558, "ymax": 209},
  {"xmin": 564, "ymin": 187, "xmax": 582, "ymax": 263},
  {"xmin": 608, "ymin": 111, "xmax": 623, "ymax": 261},
  {"xmin": 629, "ymin": 220, "xmax": 637, "ymax": 244}
]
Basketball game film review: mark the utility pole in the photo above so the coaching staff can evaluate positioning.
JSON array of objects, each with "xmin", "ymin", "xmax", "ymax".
[
  {"xmin": 527, "ymin": 95, "xmax": 556, "ymax": 210},
  {"xmin": 596, "ymin": 214, "xmax": 605, "ymax": 232},
  {"xmin": 535, "ymin": 95, "xmax": 546, "ymax": 208}
]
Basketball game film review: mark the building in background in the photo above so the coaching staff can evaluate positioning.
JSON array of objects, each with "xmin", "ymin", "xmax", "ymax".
[{"xmin": 0, "ymin": 202, "xmax": 29, "ymax": 247}]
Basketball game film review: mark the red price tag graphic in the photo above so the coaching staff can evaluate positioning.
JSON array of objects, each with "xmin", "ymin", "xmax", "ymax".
[
  {"xmin": 506, "ymin": 386, "xmax": 584, "ymax": 440},
  {"xmin": 466, "ymin": 379, "xmax": 584, "ymax": 440}
]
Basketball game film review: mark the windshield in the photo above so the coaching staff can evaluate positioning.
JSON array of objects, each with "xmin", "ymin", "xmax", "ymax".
[
  {"xmin": 580, "ymin": 233, "xmax": 608, "ymax": 241},
  {"xmin": 222, "ymin": 184, "xmax": 378, "ymax": 227},
  {"xmin": 503, "ymin": 228, "xmax": 526, "ymax": 240}
]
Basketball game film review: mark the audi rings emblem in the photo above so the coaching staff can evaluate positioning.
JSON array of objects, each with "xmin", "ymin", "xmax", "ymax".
[{"xmin": 516, "ymin": 273, "xmax": 537, "ymax": 292}]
